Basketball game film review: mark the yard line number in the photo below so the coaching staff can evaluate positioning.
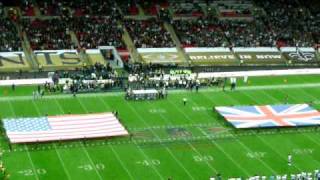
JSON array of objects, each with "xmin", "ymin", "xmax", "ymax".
[
  {"xmin": 18, "ymin": 168, "xmax": 47, "ymax": 176},
  {"xmin": 78, "ymin": 163, "xmax": 105, "ymax": 171}
]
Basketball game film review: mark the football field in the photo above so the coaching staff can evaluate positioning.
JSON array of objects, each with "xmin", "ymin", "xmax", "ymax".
[{"xmin": 1, "ymin": 75, "xmax": 320, "ymax": 179}]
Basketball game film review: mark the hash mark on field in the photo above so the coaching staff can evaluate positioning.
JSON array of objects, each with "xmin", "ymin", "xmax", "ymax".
[
  {"xmin": 246, "ymin": 152, "xmax": 266, "ymax": 159},
  {"xmin": 193, "ymin": 155, "xmax": 214, "ymax": 162},
  {"xmin": 292, "ymin": 148, "xmax": 314, "ymax": 155},
  {"xmin": 135, "ymin": 159, "xmax": 161, "ymax": 167},
  {"xmin": 192, "ymin": 106, "xmax": 210, "ymax": 111},
  {"xmin": 149, "ymin": 108, "xmax": 167, "ymax": 114}
]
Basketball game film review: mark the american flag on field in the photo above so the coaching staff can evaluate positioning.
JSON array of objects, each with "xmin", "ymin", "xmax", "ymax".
[
  {"xmin": 215, "ymin": 104, "xmax": 320, "ymax": 129},
  {"xmin": 3, "ymin": 112, "xmax": 129, "ymax": 143}
]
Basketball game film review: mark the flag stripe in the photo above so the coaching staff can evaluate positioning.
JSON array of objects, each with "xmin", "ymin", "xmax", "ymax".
[
  {"xmin": 3, "ymin": 112, "xmax": 129, "ymax": 143},
  {"xmin": 7, "ymin": 125, "xmax": 125, "ymax": 136},
  {"xmin": 8, "ymin": 129, "xmax": 127, "ymax": 139},
  {"xmin": 11, "ymin": 131, "xmax": 127, "ymax": 143}
]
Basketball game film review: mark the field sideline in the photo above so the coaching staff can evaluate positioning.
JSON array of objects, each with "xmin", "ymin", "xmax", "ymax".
[{"xmin": 1, "ymin": 75, "xmax": 320, "ymax": 179}]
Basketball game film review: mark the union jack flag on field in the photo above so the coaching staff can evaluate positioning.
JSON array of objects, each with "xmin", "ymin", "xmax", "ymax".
[{"xmin": 215, "ymin": 104, "xmax": 320, "ymax": 129}]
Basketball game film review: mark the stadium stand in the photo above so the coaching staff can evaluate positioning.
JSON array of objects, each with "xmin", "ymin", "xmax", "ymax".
[
  {"xmin": 70, "ymin": 16, "xmax": 124, "ymax": 49},
  {"xmin": 0, "ymin": 18, "xmax": 22, "ymax": 52},
  {"xmin": 22, "ymin": 18, "xmax": 75, "ymax": 50},
  {"xmin": 37, "ymin": 0, "xmax": 69, "ymax": 16},
  {"xmin": 173, "ymin": 18, "xmax": 228, "ymax": 47},
  {"xmin": 117, "ymin": 0, "xmax": 139, "ymax": 16},
  {"xmin": 67, "ymin": 0, "xmax": 118, "ymax": 17},
  {"xmin": 221, "ymin": 19, "xmax": 277, "ymax": 47},
  {"xmin": 0, "ymin": 2, "xmax": 4, "ymax": 17},
  {"xmin": 0, "ymin": 0, "xmax": 319, "ymax": 69},
  {"xmin": 20, "ymin": 0, "xmax": 35, "ymax": 16},
  {"xmin": 124, "ymin": 19, "xmax": 175, "ymax": 48},
  {"xmin": 255, "ymin": 0, "xmax": 316, "ymax": 47},
  {"xmin": 140, "ymin": 0, "xmax": 170, "ymax": 16}
]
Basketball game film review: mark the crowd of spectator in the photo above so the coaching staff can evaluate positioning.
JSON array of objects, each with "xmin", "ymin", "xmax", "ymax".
[
  {"xmin": 0, "ymin": 18, "xmax": 22, "ymax": 52},
  {"xmin": 173, "ymin": 18, "xmax": 228, "ymax": 47},
  {"xmin": 173, "ymin": 17, "xmax": 278, "ymax": 47},
  {"xmin": 172, "ymin": 0, "xmax": 319, "ymax": 48},
  {"xmin": 124, "ymin": 19, "xmax": 175, "ymax": 48},
  {"xmin": 36, "ymin": 0, "xmax": 119, "ymax": 17},
  {"xmin": 22, "ymin": 18, "xmax": 75, "ymax": 50},
  {"xmin": 37, "ymin": 0, "xmax": 70, "ymax": 16},
  {"xmin": 255, "ymin": 0, "xmax": 317, "ymax": 47},
  {"xmin": 117, "ymin": 0, "xmax": 139, "ymax": 15},
  {"xmin": 20, "ymin": 0, "xmax": 35, "ymax": 16},
  {"xmin": 0, "ymin": 2, "xmax": 4, "ymax": 17},
  {"xmin": 70, "ymin": 0, "xmax": 118, "ymax": 17},
  {"xmin": 222, "ymin": 19, "xmax": 277, "ymax": 47},
  {"xmin": 70, "ymin": 16, "xmax": 124, "ymax": 49}
]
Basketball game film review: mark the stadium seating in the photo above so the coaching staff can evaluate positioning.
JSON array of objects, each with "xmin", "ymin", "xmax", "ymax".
[
  {"xmin": 221, "ymin": 19, "xmax": 277, "ymax": 47},
  {"xmin": 117, "ymin": 0, "xmax": 139, "ymax": 16},
  {"xmin": 66, "ymin": 0, "xmax": 118, "ymax": 17},
  {"xmin": 0, "ymin": 18, "xmax": 22, "ymax": 52},
  {"xmin": 0, "ymin": 2, "xmax": 4, "ymax": 17},
  {"xmin": 124, "ymin": 19, "xmax": 175, "ymax": 48},
  {"xmin": 22, "ymin": 18, "xmax": 74, "ymax": 50},
  {"xmin": 173, "ymin": 18, "xmax": 228, "ymax": 47},
  {"xmin": 20, "ymin": 0, "xmax": 35, "ymax": 16},
  {"xmin": 70, "ymin": 16, "xmax": 124, "ymax": 49},
  {"xmin": 37, "ymin": 0, "xmax": 68, "ymax": 16},
  {"xmin": 0, "ymin": 0, "xmax": 319, "ymax": 71},
  {"xmin": 255, "ymin": 0, "xmax": 317, "ymax": 47}
]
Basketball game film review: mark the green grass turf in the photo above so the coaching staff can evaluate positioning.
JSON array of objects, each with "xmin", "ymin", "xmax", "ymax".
[{"xmin": 1, "ymin": 75, "xmax": 320, "ymax": 179}]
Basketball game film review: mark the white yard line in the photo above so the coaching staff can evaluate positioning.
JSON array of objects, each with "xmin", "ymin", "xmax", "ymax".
[
  {"xmin": 176, "ymin": 96, "xmax": 250, "ymax": 175},
  {"xmin": 201, "ymin": 92, "xmax": 278, "ymax": 175},
  {"xmin": 96, "ymin": 96, "xmax": 165, "ymax": 180},
  {"xmin": 274, "ymin": 88, "xmax": 320, "ymax": 167},
  {"xmin": 53, "ymin": 143, "xmax": 72, "ymax": 180},
  {"xmin": 79, "ymin": 143, "xmax": 104, "ymax": 180},
  {"xmin": 108, "ymin": 144, "xmax": 135, "ymax": 180},
  {"xmin": 7, "ymin": 100, "xmax": 40, "ymax": 180},
  {"xmin": 123, "ymin": 100, "xmax": 196, "ymax": 180},
  {"xmin": 235, "ymin": 91, "xmax": 308, "ymax": 171},
  {"xmin": 162, "ymin": 99, "xmax": 218, "ymax": 173},
  {"xmin": 55, "ymin": 98, "xmax": 104, "ymax": 180},
  {"xmin": 31, "ymin": 100, "xmax": 72, "ymax": 180},
  {"xmin": 25, "ymin": 147, "xmax": 40, "ymax": 180},
  {"xmin": 196, "ymin": 127, "xmax": 250, "ymax": 176}
]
